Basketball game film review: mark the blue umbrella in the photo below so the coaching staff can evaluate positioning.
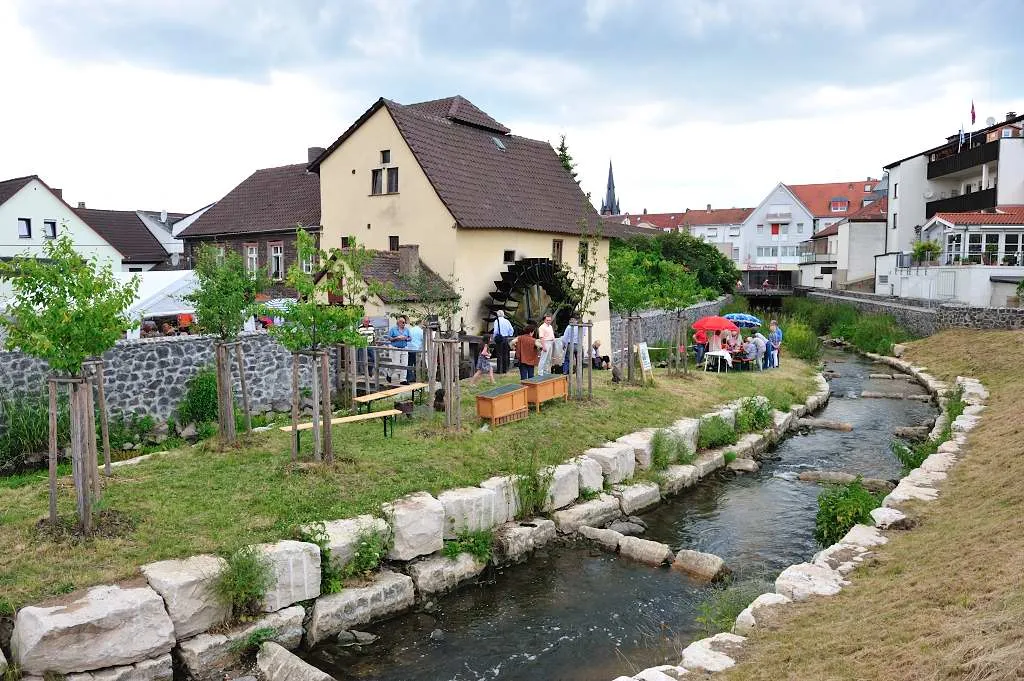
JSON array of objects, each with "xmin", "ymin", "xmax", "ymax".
[{"xmin": 724, "ymin": 312, "xmax": 762, "ymax": 328}]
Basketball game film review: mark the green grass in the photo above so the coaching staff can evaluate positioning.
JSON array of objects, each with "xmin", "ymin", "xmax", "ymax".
[{"xmin": 0, "ymin": 364, "xmax": 816, "ymax": 609}]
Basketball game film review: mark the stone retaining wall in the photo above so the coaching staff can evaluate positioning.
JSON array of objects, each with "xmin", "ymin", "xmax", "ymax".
[{"xmin": 609, "ymin": 296, "xmax": 730, "ymax": 353}]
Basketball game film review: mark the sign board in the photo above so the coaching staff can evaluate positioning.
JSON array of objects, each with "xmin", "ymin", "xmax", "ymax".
[{"xmin": 637, "ymin": 342, "xmax": 654, "ymax": 381}]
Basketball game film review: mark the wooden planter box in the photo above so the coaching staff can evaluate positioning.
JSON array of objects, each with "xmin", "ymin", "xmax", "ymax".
[
  {"xmin": 520, "ymin": 375, "xmax": 569, "ymax": 413},
  {"xmin": 475, "ymin": 384, "xmax": 529, "ymax": 426}
]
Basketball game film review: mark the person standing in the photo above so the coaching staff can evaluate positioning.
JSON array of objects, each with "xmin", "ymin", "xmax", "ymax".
[
  {"xmin": 561, "ymin": 316, "xmax": 581, "ymax": 375},
  {"xmin": 513, "ymin": 324, "xmax": 539, "ymax": 380},
  {"xmin": 769, "ymin": 320, "xmax": 783, "ymax": 368},
  {"xmin": 537, "ymin": 314, "xmax": 555, "ymax": 376},
  {"xmin": 492, "ymin": 310, "xmax": 515, "ymax": 374},
  {"xmin": 406, "ymin": 318, "xmax": 424, "ymax": 383},
  {"xmin": 387, "ymin": 315, "xmax": 411, "ymax": 385}
]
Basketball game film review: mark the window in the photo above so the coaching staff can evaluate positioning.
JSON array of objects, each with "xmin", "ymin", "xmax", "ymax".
[
  {"xmin": 245, "ymin": 243, "xmax": 258, "ymax": 273},
  {"xmin": 552, "ymin": 239, "xmax": 563, "ymax": 264},
  {"xmin": 17, "ymin": 218, "xmax": 31, "ymax": 238},
  {"xmin": 269, "ymin": 242, "xmax": 284, "ymax": 280},
  {"xmin": 341, "ymin": 236, "xmax": 352, "ymax": 248},
  {"xmin": 380, "ymin": 149, "xmax": 391, "ymax": 164},
  {"xmin": 503, "ymin": 250, "xmax": 516, "ymax": 263},
  {"xmin": 731, "ymin": 247, "xmax": 740, "ymax": 261},
  {"xmin": 830, "ymin": 200, "xmax": 848, "ymax": 212},
  {"xmin": 577, "ymin": 242, "xmax": 588, "ymax": 267},
  {"xmin": 386, "ymin": 167, "xmax": 399, "ymax": 193},
  {"xmin": 756, "ymin": 224, "xmax": 765, "ymax": 234},
  {"xmin": 389, "ymin": 235, "xmax": 400, "ymax": 251},
  {"xmin": 43, "ymin": 219, "xmax": 57, "ymax": 239},
  {"xmin": 302, "ymin": 254, "xmax": 315, "ymax": 274},
  {"xmin": 371, "ymin": 169, "xmax": 383, "ymax": 195},
  {"xmin": 893, "ymin": 183, "xmax": 899, "ymax": 199},
  {"xmin": 796, "ymin": 223, "xmax": 804, "ymax": 234},
  {"xmin": 892, "ymin": 212, "xmax": 898, "ymax": 230}
]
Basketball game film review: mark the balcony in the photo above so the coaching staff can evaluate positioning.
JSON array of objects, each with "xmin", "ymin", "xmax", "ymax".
[
  {"xmin": 800, "ymin": 252, "xmax": 837, "ymax": 264},
  {"xmin": 925, "ymin": 187, "xmax": 997, "ymax": 219},
  {"xmin": 927, "ymin": 140, "xmax": 1000, "ymax": 179}
]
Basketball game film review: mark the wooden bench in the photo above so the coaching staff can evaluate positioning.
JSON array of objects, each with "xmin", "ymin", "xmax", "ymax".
[
  {"xmin": 475, "ymin": 384, "xmax": 529, "ymax": 426},
  {"xmin": 520, "ymin": 374, "xmax": 568, "ymax": 413},
  {"xmin": 279, "ymin": 409, "xmax": 402, "ymax": 438},
  {"xmin": 354, "ymin": 382, "xmax": 428, "ymax": 413}
]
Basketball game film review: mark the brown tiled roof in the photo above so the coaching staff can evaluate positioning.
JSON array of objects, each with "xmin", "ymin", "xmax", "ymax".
[
  {"xmin": 311, "ymin": 96, "xmax": 638, "ymax": 239},
  {"xmin": 179, "ymin": 163, "xmax": 320, "ymax": 238},
  {"xmin": 787, "ymin": 179, "xmax": 880, "ymax": 218},
  {"xmin": 933, "ymin": 205, "xmax": 1024, "ymax": 226},
  {"xmin": 361, "ymin": 250, "xmax": 458, "ymax": 303},
  {"xmin": 73, "ymin": 208, "xmax": 169, "ymax": 263},
  {"xmin": 0, "ymin": 175, "xmax": 36, "ymax": 207}
]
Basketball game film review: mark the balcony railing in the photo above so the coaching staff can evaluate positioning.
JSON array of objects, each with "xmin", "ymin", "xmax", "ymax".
[
  {"xmin": 925, "ymin": 187, "xmax": 997, "ymax": 218},
  {"xmin": 800, "ymin": 253, "xmax": 838, "ymax": 264},
  {"xmin": 927, "ymin": 140, "xmax": 1000, "ymax": 179}
]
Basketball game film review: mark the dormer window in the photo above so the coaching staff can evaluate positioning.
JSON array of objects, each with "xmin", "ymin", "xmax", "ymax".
[{"xmin": 830, "ymin": 199, "xmax": 849, "ymax": 212}]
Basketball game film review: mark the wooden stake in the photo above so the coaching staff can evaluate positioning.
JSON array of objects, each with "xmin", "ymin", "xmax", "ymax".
[
  {"xmin": 47, "ymin": 379, "xmax": 58, "ymax": 525},
  {"xmin": 290, "ymin": 353, "xmax": 300, "ymax": 462},
  {"xmin": 234, "ymin": 343, "xmax": 252, "ymax": 433},
  {"xmin": 320, "ymin": 351, "xmax": 333, "ymax": 464}
]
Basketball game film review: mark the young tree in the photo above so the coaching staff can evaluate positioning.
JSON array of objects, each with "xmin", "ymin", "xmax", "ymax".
[
  {"xmin": 0, "ymin": 234, "xmax": 137, "ymax": 532},
  {"xmin": 270, "ymin": 229, "xmax": 366, "ymax": 463},
  {"xmin": 183, "ymin": 244, "xmax": 266, "ymax": 444},
  {"xmin": 556, "ymin": 134, "xmax": 579, "ymax": 183}
]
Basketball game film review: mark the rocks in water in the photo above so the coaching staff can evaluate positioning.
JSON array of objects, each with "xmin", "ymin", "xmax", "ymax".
[
  {"xmin": 680, "ymin": 632, "xmax": 746, "ymax": 672},
  {"xmin": 611, "ymin": 482, "xmax": 661, "ymax": 515},
  {"xmin": 306, "ymin": 571, "xmax": 414, "ymax": 647},
  {"xmin": 775, "ymin": 562, "xmax": 846, "ymax": 601},
  {"xmin": 140, "ymin": 554, "xmax": 230, "ymax": 639},
  {"xmin": 797, "ymin": 417, "xmax": 853, "ymax": 432},
  {"xmin": 607, "ymin": 521, "xmax": 646, "ymax": 536},
  {"xmin": 257, "ymin": 642, "xmax": 333, "ymax": 681},
  {"xmin": 383, "ymin": 492, "xmax": 444, "ymax": 561},
  {"xmin": 870, "ymin": 506, "xmax": 912, "ymax": 530},
  {"xmin": 490, "ymin": 518, "xmax": 556, "ymax": 565},
  {"xmin": 542, "ymin": 464, "xmax": 580, "ymax": 512},
  {"xmin": 551, "ymin": 494, "xmax": 620, "ymax": 533},
  {"xmin": 579, "ymin": 525, "xmax": 624, "ymax": 551},
  {"xmin": 11, "ymin": 584, "xmax": 176, "ymax": 674},
  {"xmin": 733, "ymin": 592, "xmax": 791, "ymax": 635},
  {"xmin": 438, "ymin": 487, "xmax": 498, "ymax": 539},
  {"xmin": 177, "ymin": 606, "xmax": 304, "ymax": 681},
  {"xmin": 672, "ymin": 549, "xmax": 729, "ymax": 582},
  {"xmin": 797, "ymin": 470, "xmax": 895, "ymax": 493},
  {"xmin": 618, "ymin": 536, "xmax": 673, "ymax": 566},
  {"xmin": 727, "ymin": 458, "xmax": 759, "ymax": 473},
  {"xmin": 407, "ymin": 553, "xmax": 486, "ymax": 596},
  {"xmin": 257, "ymin": 540, "xmax": 321, "ymax": 612}
]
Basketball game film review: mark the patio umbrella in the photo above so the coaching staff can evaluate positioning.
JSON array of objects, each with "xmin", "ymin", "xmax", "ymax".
[
  {"xmin": 692, "ymin": 316, "xmax": 740, "ymax": 332},
  {"xmin": 724, "ymin": 312, "xmax": 763, "ymax": 328}
]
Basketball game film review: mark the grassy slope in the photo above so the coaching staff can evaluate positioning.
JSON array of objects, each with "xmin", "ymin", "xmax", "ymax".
[
  {"xmin": 722, "ymin": 329, "xmax": 1024, "ymax": 681},
  {"xmin": 0, "ymin": 363, "xmax": 815, "ymax": 610}
]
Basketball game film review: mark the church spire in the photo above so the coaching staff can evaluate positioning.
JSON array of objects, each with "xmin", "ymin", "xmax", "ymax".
[{"xmin": 600, "ymin": 160, "xmax": 620, "ymax": 215}]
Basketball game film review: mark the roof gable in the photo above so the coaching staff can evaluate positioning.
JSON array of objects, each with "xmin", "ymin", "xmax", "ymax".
[{"xmin": 73, "ymin": 208, "xmax": 169, "ymax": 263}]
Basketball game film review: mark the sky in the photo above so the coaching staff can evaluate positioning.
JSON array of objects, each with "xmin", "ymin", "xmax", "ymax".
[{"xmin": 2, "ymin": 0, "xmax": 1023, "ymax": 215}]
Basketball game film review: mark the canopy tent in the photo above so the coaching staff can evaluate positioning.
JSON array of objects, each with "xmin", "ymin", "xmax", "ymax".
[{"xmin": 115, "ymin": 270, "xmax": 197, "ymax": 320}]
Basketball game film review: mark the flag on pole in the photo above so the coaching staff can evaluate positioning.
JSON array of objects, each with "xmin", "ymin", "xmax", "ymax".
[{"xmin": 971, "ymin": 100, "xmax": 976, "ymax": 125}]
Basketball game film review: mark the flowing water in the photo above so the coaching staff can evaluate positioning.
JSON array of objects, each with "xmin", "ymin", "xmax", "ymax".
[{"xmin": 307, "ymin": 352, "xmax": 935, "ymax": 681}]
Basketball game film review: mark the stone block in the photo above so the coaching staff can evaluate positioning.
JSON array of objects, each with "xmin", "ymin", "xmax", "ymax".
[
  {"xmin": 672, "ymin": 549, "xmax": 728, "ymax": 581},
  {"xmin": 552, "ymin": 494, "xmax": 621, "ymax": 533},
  {"xmin": 257, "ymin": 642, "xmax": 333, "ymax": 681},
  {"xmin": 584, "ymin": 444, "xmax": 635, "ymax": 484},
  {"xmin": 618, "ymin": 536, "xmax": 673, "ymax": 565},
  {"xmin": 306, "ymin": 571, "xmax": 415, "ymax": 646},
  {"xmin": 680, "ymin": 632, "xmax": 746, "ymax": 673},
  {"xmin": 491, "ymin": 518, "xmax": 556, "ymax": 565},
  {"xmin": 309, "ymin": 515, "xmax": 391, "ymax": 571},
  {"xmin": 480, "ymin": 475, "xmax": 520, "ymax": 524},
  {"xmin": 542, "ymin": 464, "xmax": 580, "ymax": 512},
  {"xmin": 660, "ymin": 465, "xmax": 698, "ymax": 494},
  {"xmin": 438, "ymin": 487, "xmax": 499, "ymax": 539},
  {"xmin": 616, "ymin": 428, "xmax": 657, "ymax": 469},
  {"xmin": 11, "ymin": 584, "xmax": 176, "ymax": 674},
  {"xmin": 177, "ymin": 606, "xmax": 304, "ymax": 681},
  {"xmin": 140, "ymin": 555, "xmax": 229, "ymax": 639},
  {"xmin": 612, "ymin": 482, "xmax": 661, "ymax": 515},
  {"xmin": 733, "ymin": 593, "xmax": 791, "ymax": 635},
  {"xmin": 383, "ymin": 491, "xmax": 445, "ymax": 561},
  {"xmin": 670, "ymin": 418, "xmax": 700, "ymax": 454},
  {"xmin": 579, "ymin": 525, "xmax": 623, "ymax": 551},
  {"xmin": 407, "ymin": 553, "xmax": 486, "ymax": 596},
  {"xmin": 775, "ymin": 563, "xmax": 845, "ymax": 601},
  {"xmin": 257, "ymin": 540, "xmax": 321, "ymax": 612},
  {"xmin": 572, "ymin": 456, "xmax": 604, "ymax": 493}
]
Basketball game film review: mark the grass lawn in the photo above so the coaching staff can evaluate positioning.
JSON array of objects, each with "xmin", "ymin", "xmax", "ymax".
[
  {"xmin": 0, "ymin": 361, "xmax": 816, "ymax": 611},
  {"xmin": 721, "ymin": 329, "xmax": 1024, "ymax": 681}
]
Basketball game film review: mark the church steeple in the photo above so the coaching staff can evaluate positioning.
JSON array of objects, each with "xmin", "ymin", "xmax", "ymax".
[{"xmin": 600, "ymin": 160, "xmax": 620, "ymax": 215}]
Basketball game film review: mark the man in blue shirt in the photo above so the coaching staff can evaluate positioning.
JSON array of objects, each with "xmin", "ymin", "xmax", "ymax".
[
  {"xmin": 406, "ymin": 318, "xmax": 424, "ymax": 383},
  {"xmin": 387, "ymin": 315, "xmax": 411, "ymax": 385},
  {"xmin": 492, "ymin": 310, "xmax": 515, "ymax": 374}
]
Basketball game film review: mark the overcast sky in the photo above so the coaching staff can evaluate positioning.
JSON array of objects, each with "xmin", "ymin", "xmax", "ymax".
[{"xmin": 2, "ymin": 0, "xmax": 1023, "ymax": 215}]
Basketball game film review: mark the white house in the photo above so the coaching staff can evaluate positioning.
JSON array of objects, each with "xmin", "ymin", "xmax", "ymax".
[{"xmin": 883, "ymin": 111, "xmax": 1024, "ymax": 254}]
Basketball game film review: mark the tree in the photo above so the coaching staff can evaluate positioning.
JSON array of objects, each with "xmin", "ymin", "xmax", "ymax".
[
  {"xmin": 556, "ymin": 134, "xmax": 579, "ymax": 183},
  {"xmin": 183, "ymin": 244, "xmax": 266, "ymax": 444},
  {"xmin": 0, "ymin": 234, "xmax": 137, "ymax": 532},
  {"xmin": 269, "ymin": 229, "xmax": 367, "ymax": 464}
]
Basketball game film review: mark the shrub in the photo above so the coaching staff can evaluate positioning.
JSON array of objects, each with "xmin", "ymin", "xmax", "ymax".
[
  {"xmin": 214, "ymin": 546, "xmax": 274, "ymax": 620},
  {"xmin": 339, "ymin": 528, "xmax": 391, "ymax": 580},
  {"xmin": 694, "ymin": 580, "xmax": 768, "ymax": 636},
  {"xmin": 814, "ymin": 478, "xmax": 884, "ymax": 547},
  {"xmin": 735, "ymin": 397, "xmax": 773, "ymax": 433},
  {"xmin": 443, "ymin": 529, "xmax": 493, "ymax": 563},
  {"xmin": 176, "ymin": 368, "xmax": 219, "ymax": 426},
  {"xmin": 512, "ymin": 448, "xmax": 554, "ymax": 519},
  {"xmin": 698, "ymin": 416, "xmax": 737, "ymax": 450},
  {"xmin": 0, "ymin": 390, "xmax": 70, "ymax": 475},
  {"xmin": 780, "ymin": 320, "xmax": 820, "ymax": 362}
]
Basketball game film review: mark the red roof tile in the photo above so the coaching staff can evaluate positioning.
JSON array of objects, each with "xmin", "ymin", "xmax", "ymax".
[
  {"xmin": 787, "ymin": 179, "xmax": 880, "ymax": 218},
  {"xmin": 933, "ymin": 205, "xmax": 1024, "ymax": 226},
  {"xmin": 73, "ymin": 208, "xmax": 170, "ymax": 263}
]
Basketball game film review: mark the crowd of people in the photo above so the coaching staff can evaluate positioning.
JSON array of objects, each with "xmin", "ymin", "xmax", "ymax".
[{"xmin": 693, "ymin": 319, "xmax": 784, "ymax": 370}]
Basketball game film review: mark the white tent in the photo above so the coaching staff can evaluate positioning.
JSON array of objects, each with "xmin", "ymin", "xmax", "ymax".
[{"xmin": 116, "ymin": 270, "xmax": 197, "ymax": 320}]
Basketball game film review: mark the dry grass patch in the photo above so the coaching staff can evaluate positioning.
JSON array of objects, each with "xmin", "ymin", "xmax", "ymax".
[
  {"xmin": 721, "ymin": 330, "xmax": 1024, "ymax": 681},
  {"xmin": 0, "ymin": 362, "xmax": 815, "ymax": 609}
]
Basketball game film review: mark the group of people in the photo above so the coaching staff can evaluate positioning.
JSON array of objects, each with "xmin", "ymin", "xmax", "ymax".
[{"xmin": 694, "ymin": 319, "xmax": 784, "ymax": 370}]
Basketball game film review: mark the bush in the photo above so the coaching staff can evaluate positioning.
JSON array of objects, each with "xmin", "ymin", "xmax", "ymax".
[
  {"xmin": 735, "ymin": 397, "xmax": 773, "ymax": 433},
  {"xmin": 698, "ymin": 416, "xmax": 737, "ymax": 450},
  {"xmin": 176, "ymin": 367, "xmax": 219, "ymax": 426},
  {"xmin": 443, "ymin": 529, "xmax": 493, "ymax": 563},
  {"xmin": 779, "ymin": 320, "xmax": 820, "ymax": 362},
  {"xmin": 0, "ymin": 390, "xmax": 70, "ymax": 475},
  {"xmin": 814, "ymin": 478, "xmax": 884, "ymax": 547},
  {"xmin": 214, "ymin": 546, "xmax": 274, "ymax": 620}
]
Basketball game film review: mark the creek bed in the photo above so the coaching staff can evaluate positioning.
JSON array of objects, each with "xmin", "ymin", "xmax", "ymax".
[{"xmin": 306, "ymin": 352, "xmax": 935, "ymax": 680}]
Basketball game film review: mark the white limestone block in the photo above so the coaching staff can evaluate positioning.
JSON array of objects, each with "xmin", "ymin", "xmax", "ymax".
[
  {"xmin": 480, "ymin": 475, "xmax": 520, "ymax": 524},
  {"xmin": 584, "ymin": 444, "xmax": 635, "ymax": 484},
  {"xmin": 612, "ymin": 482, "xmax": 661, "ymax": 515},
  {"xmin": 775, "ymin": 562, "xmax": 846, "ymax": 601},
  {"xmin": 680, "ymin": 633, "xmax": 746, "ymax": 673},
  {"xmin": 551, "ymin": 494, "xmax": 621, "ymax": 533},
  {"xmin": 140, "ymin": 555, "xmax": 230, "ymax": 639},
  {"xmin": 491, "ymin": 518, "xmax": 556, "ymax": 565},
  {"xmin": 618, "ymin": 536, "xmax": 673, "ymax": 565},
  {"xmin": 579, "ymin": 525, "xmax": 623, "ymax": 551},
  {"xmin": 257, "ymin": 540, "xmax": 321, "ymax": 612},
  {"xmin": 306, "ymin": 571, "xmax": 414, "ymax": 646},
  {"xmin": 383, "ymin": 491, "xmax": 445, "ymax": 561},
  {"xmin": 439, "ymin": 487, "xmax": 499, "ymax": 539},
  {"xmin": 311, "ymin": 515, "xmax": 391, "ymax": 571},
  {"xmin": 572, "ymin": 456, "xmax": 605, "ymax": 493},
  {"xmin": 733, "ymin": 593, "xmax": 790, "ymax": 635},
  {"xmin": 672, "ymin": 549, "xmax": 728, "ymax": 581},
  {"xmin": 407, "ymin": 553, "xmax": 486, "ymax": 596},
  {"xmin": 11, "ymin": 584, "xmax": 176, "ymax": 674},
  {"xmin": 542, "ymin": 464, "xmax": 580, "ymax": 512},
  {"xmin": 661, "ymin": 465, "xmax": 699, "ymax": 494},
  {"xmin": 257, "ymin": 642, "xmax": 333, "ymax": 681}
]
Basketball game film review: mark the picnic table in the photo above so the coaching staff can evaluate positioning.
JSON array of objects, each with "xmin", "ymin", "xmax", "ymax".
[
  {"xmin": 354, "ymin": 382, "xmax": 428, "ymax": 413},
  {"xmin": 520, "ymin": 374, "xmax": 568, "ymax": 413},
  {"xmin": 475, "ymin": 383, "xmax": 529, "ymax": 426}
]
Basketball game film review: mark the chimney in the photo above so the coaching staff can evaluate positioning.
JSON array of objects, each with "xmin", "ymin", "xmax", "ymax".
[
  {"xmin": 160, "ymin": 209, "xmax": 167, "ymax": 223},
  {"xmin": 706, "ymin": 203, "xmax": 711, "ymax": 212},
  {"xmin": 398, "ymin": 244, "xmax": 420, "ymax": 277},
  {"xmin": 1007, "ymin": 112, "xmax": 1017, "ymax": 121},
  {"xmin": 77, "ymin": 201, "xmax": 86, "ymax": 209},
  {"xmin": 308, "ymin": 146, "xmax": 326, "ymax": 164},
  {"xmin": 52, "ymin": 188, "xmax": 62, "ymax": 199}
]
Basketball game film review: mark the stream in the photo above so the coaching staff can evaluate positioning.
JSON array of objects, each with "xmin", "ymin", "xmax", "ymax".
[{"xmin": 306, "ymin": 352, "xmax": 936, "ymax": 681}]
